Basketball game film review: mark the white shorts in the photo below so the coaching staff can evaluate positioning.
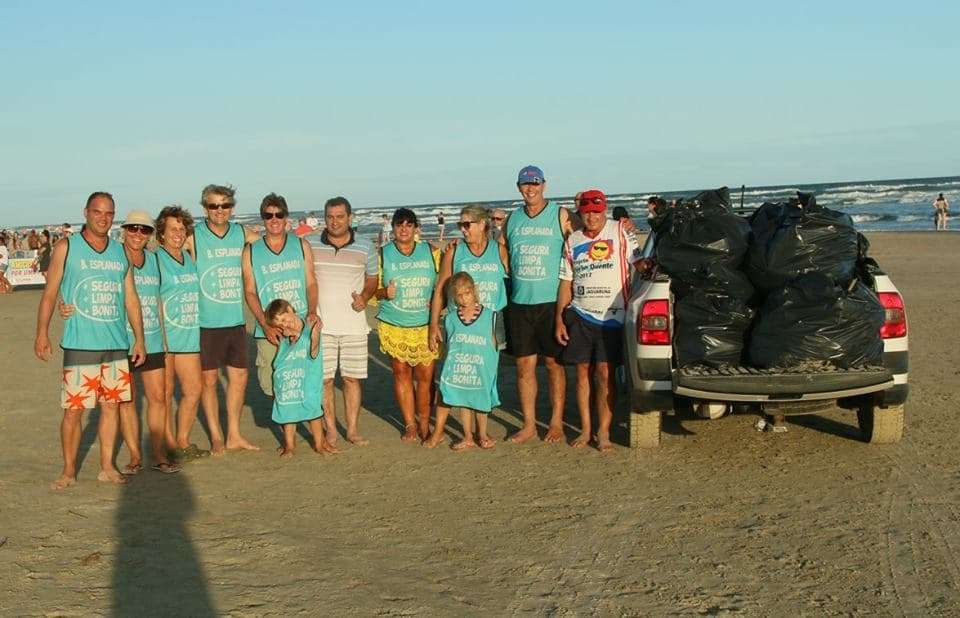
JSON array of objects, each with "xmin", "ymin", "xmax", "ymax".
[{"xmin": 322, "ymin": 334, "xmax": 368, "ymax": 380}]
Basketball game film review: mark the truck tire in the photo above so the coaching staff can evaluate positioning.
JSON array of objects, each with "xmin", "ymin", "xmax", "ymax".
[
  {"xmin": 630, "ymin": 410, "xmax": 661, "ymax": 449},
  {"xmin": 857, "ymin": 403, "xmax": 904, "ymax": 444}
]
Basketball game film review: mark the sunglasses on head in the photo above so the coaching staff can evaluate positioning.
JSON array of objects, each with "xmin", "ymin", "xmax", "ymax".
[
  {"xmin": 205, "ymin": 203, "xmax": 234, "ymax": 210},
  {"xmin": 457, "ymin": 221, "xmax": 478, "ymax": 230},
  {"xmin": 261, "ymin": 212, "xmax": 287, "ymax": 220},
  {"xmin": 123, "ymin": 224, "xmax": 153, "ymax": 235},
  {"xmin": 578, "ymin": 197, "xmax": 604, "ymax": 206}
]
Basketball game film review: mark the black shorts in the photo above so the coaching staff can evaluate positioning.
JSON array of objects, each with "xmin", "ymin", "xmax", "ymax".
[
  {"xmin": 561, "ymin": 308, "xmax": 624, "ymax": 366},
  {"xmin": 200, "ymin": 326, "xmax": 248, "ymax": 371},
  {"xmin": 505, "ymin": 302, "xmax": 561, "ymax": 359},
  {"xmin": 131, "ymin": 352, "xmax": 165, "ymax": 373}
]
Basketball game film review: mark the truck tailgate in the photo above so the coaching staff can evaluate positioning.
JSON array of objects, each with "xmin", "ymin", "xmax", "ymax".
[{"xmin": 674, "ymin": 364, "xmax": 893, "ymax": 401}]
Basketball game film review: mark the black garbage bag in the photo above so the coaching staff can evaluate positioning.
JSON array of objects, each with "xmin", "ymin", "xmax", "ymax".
[
  {"xmin": 746, "ymin": 192, "xmax": 859, "ymax": 291},
  {"xmin": 654, "ymin": 187, "xmax": 754, "ymax": 300},
  {"xmin": 747, "ymin": 273, "xmax": 885, "ymax": 369},
  {"xmin": 674, "ymin": 290, "xmax": 754, "ymax": 367}
]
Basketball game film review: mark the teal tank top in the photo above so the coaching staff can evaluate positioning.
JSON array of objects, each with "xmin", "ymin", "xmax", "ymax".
[
  {"xmin": 505, "ymin": 200, "xmax": 564, "ymax": 304},
  {"xmin": 251, "ymin": 234, "xmax": 308, "ymax": 338},
  {"xmin": 450, "ymin": 240, "xmax": 507, "ymax": 310},
  {"xmin": 194, "ymin": 221, "xmax": 245, "ymax": 328},
  {"xmin": 438, "ymin": 306, "xmax": 500, "ymax": 412},
  {"xmin": 377, "ymin": 241, "xmax": 437, "ymax": 327},
  {"xmin": 271, "ymin": 323, "xmax": 324, "ymax": 423},
  {"xmin": 157, "ymin": 248, "xmax": 200, "ymax": 353},
  {"xmin": 60, "ymin": 233, "xmax": 130, "ymax": 351},
  {"xmin": 128, "ymin": 250, "xmax": 164, "ymax": 355}
]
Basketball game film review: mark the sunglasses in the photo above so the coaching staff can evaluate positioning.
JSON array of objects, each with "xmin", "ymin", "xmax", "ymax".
[
  {"xmin": 578, "ymin": 197, "xmax": 604, "ymax": 207},
  {"xmin": 123, "ymin": 224, "xmax": 153, "ymax": 235},
  {"xmin": 491, "ymin": 216, "xmax": 505, "ymax": 222},
  {"xmin": 205, "ymin": 203, "xmax": 234, "ymax": 210},
  {"xmin": 457, "ymin": 221, "xmax": 479, "ymax": 230},
  {"xmin": 261, "ymin": 212, "xmax": 287, "ymax": 220}
]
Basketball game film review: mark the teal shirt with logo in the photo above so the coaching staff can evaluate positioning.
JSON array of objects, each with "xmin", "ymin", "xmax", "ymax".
[
  {"xmin": 60, "ymin": 233, "xmax": 130, "ymax": 351},
  {"xmin": 194, "ymin": 221, "xmax": 245, "ymax": 328},
  {"xmin": 505, "ymin": 200, "xmax": 564, "ymax": 304},
  {"xmin": 157, "ymin": 248, "xmax": 200, "ymax": 353},
  {"xmin": 271, "ymin": 323, "xmax": 324, "ymax": 424},
  {"xmin": 128, "ymin": 250, "xmax": 164, "ymax": 355},
  {"xmin": 377, "ymin": 241, "xmax": 437, "ymax": 327},
  {"xmin": 450, "ymin": 240, "xmax": 507, "ymax": 311},
  {"xmin": 438, "ymin": 306, "xmax": 500, "ymax": 412},
  {"xmin": 251, "ymin": 234, "xmax": 308, "ymax": 338}
]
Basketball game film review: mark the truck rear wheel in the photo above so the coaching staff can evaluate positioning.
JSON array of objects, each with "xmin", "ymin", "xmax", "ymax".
[
  {"xmin": 630, "ymin": 410, "xmax": 661, "ymax": 449},
  {"xmin": 857, "ymin": 403, "xmax": 904, "ymax": 444}
]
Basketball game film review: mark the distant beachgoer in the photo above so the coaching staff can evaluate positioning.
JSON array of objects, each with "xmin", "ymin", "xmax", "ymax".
[
  {"xmin": 34, "ymin": 191, "xmax": 146, "ymax": 490},
  {"xmin": 0, "ymin": 234, "xmax": 10, "ymax": 293},
  {"xmin": 62, "ymin": 223, "xmax": 73, "ymax": 237},
  {"xmin": 424, "ymin": 272, "xmax": 500, "ymax": 451},
  {"xmin": 490, "ymin": 208, "xmax": 507, "ymax": 242},
  {"xmin": 934, "ymin": 193, "xmax": 950, "ymax": 231},
  {"xmin": 437, "ymin": 212, "xmax": 446, "ymax": 242},
  {"xmin": 264, "ymin": 298, "xmax": 337, "ymax": 457},
  {"xmin": 37, "ymin": 229, "xmax": 53, "ymax": 278},
  {"xmin": 612, "ymin": 206, "xmax": 630, "ymax": 221},
  {"xmin": 379, "ymin": 214, "xmax": 391, "ymax": 246},
  {"xmin": 293, "ymin": 217, "xmax": 313, "ymax": 237}
]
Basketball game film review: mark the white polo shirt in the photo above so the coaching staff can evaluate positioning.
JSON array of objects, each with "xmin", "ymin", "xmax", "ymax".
[{"xmin": 307, "ymin": 229, "xmax": 378, "ymax": 336}]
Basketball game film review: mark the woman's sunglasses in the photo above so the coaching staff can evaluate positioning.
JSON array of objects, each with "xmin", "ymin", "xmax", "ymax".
[
  {"xmin": 123, "ymin": 224, "xmax": 153, "ymax": 235},
  {"xmin": 262, "ymin": 212, "xmax": 287, "ymax": 220}
]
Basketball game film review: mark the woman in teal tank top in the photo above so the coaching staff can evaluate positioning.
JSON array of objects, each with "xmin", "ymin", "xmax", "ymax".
[
  {"xmin": 424, "ymin": 272, "xmax": 500, "ymax": 452},
  {"xmin": 428, "ymin": 205, "xmax": 509, "ymax": 354},
  {"xmin": 265, "ymin": 298, "xmax": 338, "ymax": 457},
  {"xmin": 374, "ymin": 208, "xmax": 440, "ymax": 442},
  {"xmin": 155, "ymin": 206, "xmax": 207, "ymax": 461}
]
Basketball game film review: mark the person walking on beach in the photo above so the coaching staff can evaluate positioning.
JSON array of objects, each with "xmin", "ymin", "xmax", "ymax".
[
  {"xmin": 186, "ymin": 184, "xmax": 261, "ymax": 454},
  {"xmin": 934, "ymin": 193, "xmax": 950, "ymax": 231},
  {"xmin": 242, "ymin": 193, "xmax": 318, "ymax": 401},
  {"xmin": 34, "ymin": 191, "xmax": 146, "ymax": 489},
  {"xmin": 378, "ymin": 214, "xmax": 391, "ymax": 246},
  {"xmin": 375, "ymin": 208, "xmax": 440, "ymax": 442},
  {"xmin": 555, "ymin": 189, "xmax": 641, "ymax": 451},
  {"xmin": 307, "ymin": 196, "xmax": 378, "ymax": 446},
  {"xmin": 502, "ymin": 165, "xmax": 578, "ymax": 443},
  {"xmin": 437, "ymin": 211, "xmax": 446, "ymax": 242}
]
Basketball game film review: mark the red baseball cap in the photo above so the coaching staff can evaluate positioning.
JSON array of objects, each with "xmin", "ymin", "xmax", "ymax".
[{"xmin": 577, "ymin": 189, "xmax": 607, "ymax": 214}]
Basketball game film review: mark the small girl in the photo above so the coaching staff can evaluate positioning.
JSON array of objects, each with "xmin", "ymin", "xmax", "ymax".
[
  {"xmin": 265, "ymin": 298, "xmax": 338, "ymax": 457},
  {"xmin": 424, "ymin": 272, "xmax": 500, "ymax": 451}
]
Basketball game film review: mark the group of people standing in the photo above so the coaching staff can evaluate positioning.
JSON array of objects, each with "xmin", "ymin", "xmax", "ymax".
[{"xmin": 35, "ymin": 166, "xmax": 645, "ymax": 491}]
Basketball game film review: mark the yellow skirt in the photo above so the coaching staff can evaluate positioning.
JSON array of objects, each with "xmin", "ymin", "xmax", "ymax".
[{"xmin": 377, "ymin": 321, "xmax": 440, "ymax": 367}]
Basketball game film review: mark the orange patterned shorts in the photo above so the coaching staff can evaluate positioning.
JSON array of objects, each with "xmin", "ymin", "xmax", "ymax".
[{"xmin": 61, "ymin": 349, "xmax": 132, "ymax": 410}]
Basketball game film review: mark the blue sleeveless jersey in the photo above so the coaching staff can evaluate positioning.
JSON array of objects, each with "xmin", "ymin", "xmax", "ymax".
[
  {"xmin": 438, "ymin": 306, "xmax": 500, "ymax": 412},
  {"xmin": 128, "ymin": 250, "xmax": 164, "ymax": 355},
  {"xmin": 60, "ymin": 234, "xmax": 130, "ymax": 351},
  {"xmin": 505, "ymin": 200, "xmax": 564, "ymax": 304},
  {"xmin": 377, "ymin": 241, "xmax": 437, "ymax": 327},
  {"xmin": 251, "ymin": 234, "xmax": 308, "ymax": 338},
  {"xmin": 157, "ymin": 248, "xmax": 200, "ymax": 353},
  {"xmin": 450, "ymin": 240, "xmax": 507, "ymax": 310},
  {"xmin": 194, "ymin": 221, "xmax": 245, "ymax": 328},
  {"xmin": 271, "ymin": 323, "xmax": 324, "ymax": 423}
]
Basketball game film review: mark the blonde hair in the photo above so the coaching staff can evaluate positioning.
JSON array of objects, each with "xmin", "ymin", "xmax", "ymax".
[
  {"xmin": 459, "ymin": 204, "xmax": 490, "ymax": 231},
  {"xmin": 446, "ymin": 271, "xmax": 478, "ymax": 305}
]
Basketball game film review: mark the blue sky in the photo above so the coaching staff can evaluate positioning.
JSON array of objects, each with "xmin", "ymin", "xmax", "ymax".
[{"xmin": 1, "ymin": 1, "xmax": 957, "ymax": 226}]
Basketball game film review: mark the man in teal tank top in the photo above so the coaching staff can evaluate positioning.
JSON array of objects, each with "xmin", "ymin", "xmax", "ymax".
[
  {"xmin": 503, "ymin": 165, "xmax": 580, "ymax": 444},
  {"xmin": 34, "ymin": 191, "xmax": 146, "ymax": 490},
  {"xmin": 242, "ymin": 193, "xmax": 319, "ymax": 398},
  {"xmin": 186, "ymin": 184, "xmax": 262, "ymax": 455}
]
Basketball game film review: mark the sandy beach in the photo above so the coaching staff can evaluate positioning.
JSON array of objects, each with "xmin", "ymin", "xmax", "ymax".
[{"xmin": 1, "ymin": 231, "xmax": 959, "ymax": 615}]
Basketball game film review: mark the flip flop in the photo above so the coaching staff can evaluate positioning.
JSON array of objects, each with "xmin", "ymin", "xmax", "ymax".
[
  {"xmin": 120, "ymin": 463, "xmax": 143, "ymax": 476},
  {"xmin": 185, "ymin": 443, "xmax": 211, "ymax": 458},
  {"xmin": 151, "ymin": 462, "xmax": 182, "ymax": 474}
]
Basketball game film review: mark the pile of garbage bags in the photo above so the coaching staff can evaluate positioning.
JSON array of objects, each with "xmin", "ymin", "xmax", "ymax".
[{"xmin": 655, "ymin": 189, "xmax": 886, "ymax": 369}]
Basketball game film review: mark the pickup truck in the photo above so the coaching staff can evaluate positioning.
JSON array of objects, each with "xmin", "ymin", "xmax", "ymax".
[{"xmin": 622, "ymin": 230, "xmax": 909, "ymax": 448}]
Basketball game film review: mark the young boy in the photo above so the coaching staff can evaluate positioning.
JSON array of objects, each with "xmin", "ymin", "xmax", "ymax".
[
  {"xmin": 265, "ymin": 299, "xmax": 338, "ymax": 457},
  {"xmin": 424, "ymin": 272, "xmax": 500, "ymax": 451}
]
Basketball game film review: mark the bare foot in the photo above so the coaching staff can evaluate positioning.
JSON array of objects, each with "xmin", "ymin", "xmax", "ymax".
[
  {"xmin": 400, "ymin": 425, "xmax": 419, "ymax": 443},
  {"xmin": 422, "ymin": 432, "xmax": 446, "ymax": 449},
  {"xmin": 50, "ymin": 475, "xmax": 77, "ymax": 491},
  {"xmin": 210, "ymin": 439, "xmax": 226, "ymax": 457},
  {"xmin": 346, "ymin": 434, "xmax": 370, "ymax": 447},
  {"xmin": 317, "ymin": 439, "xmax": 340, "ymax": 455},
  {"xmin": 571, "ymin": 433, "xmax": 590, "ymax": 449},
  {"xmin": 452, "ymin": 439, "xmax": 476, "ymax": 452},
  {"xmin": 226, "ymin": 437, "xmax": 261, "ymax": 452},
  {"xmin": 478, "ymin": 436, "xmax": 496, "ymax": 450},
  {"xmin": 508, "ymin": 427, "xmax": 537, "ymax": 444},
  {"xmin": 596, "ymin": 434, "xmax": 614, "ymax": 453},
  {"xmin": 543, "ymin": 424, "xmax": 564, "ymax": 443},
  {"xmin": 277, "ymin": 446, "xmax": 295, "ymax": 458},
  {"xmin": 97, "ymin": 470, "xmax": 129, "ymax": 485},
  {"xmin": 121, "ymin": 462, "xmax": 143, "ymax": 475},
  {"xmin": 418, "ymin": 424, "xmax": 430, "ymax": 442}
]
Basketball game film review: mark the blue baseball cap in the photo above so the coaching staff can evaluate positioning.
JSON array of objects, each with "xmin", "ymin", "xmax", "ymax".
[{"xmin": 517, "ymin": 165, "xmax": 545, "ymax": 185}]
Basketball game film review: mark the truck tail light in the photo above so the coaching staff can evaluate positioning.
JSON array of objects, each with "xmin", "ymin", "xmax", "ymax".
[
  {"xmin": 878, "ymin": 292, "xmax": 906, "ymax": 339},
  {"xmin": 639, "ymin": 299, "xmax": 670, "ymax": 345}
]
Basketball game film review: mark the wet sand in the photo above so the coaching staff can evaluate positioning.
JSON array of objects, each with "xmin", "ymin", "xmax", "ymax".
[{"xmin": 1, "ymin": 232, "xmax": 959, "ymax": 615}]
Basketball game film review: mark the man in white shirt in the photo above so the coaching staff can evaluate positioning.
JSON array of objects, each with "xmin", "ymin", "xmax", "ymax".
[{"xmin": 555, "ymin": 189, "xmax": 641, "ymax": 452}]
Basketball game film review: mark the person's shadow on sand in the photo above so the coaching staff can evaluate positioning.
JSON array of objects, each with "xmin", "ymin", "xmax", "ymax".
[{"xmin": 112, "ymin": 470, "xmax": 215, "ymax": 616}]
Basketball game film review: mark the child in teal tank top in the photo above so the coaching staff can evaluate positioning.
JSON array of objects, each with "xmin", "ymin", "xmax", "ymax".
[
  {"xmin": 265, "ymin": 299, "xmax": 339, "ymax": 457},
  {"xmin": 424, "ymin": 272, "xmax": 500, "ymax": 451}
]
